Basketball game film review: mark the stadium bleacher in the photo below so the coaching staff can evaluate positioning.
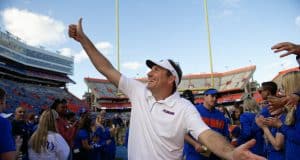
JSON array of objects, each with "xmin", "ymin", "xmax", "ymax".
[
  {"xmin": 0, "ymin": 30, "xmax": 73, "ymax": 75},
  {"xmin": 0, "ymin": 29, "xmax": 86, "ymax": 114},
  {"xmin": 84, "ymin": 65, "xmax": 256, "ymax": 109},
  {"xmin": 0, "ymin": 78, "xmax": 86, "ymax": 114},
  {"xmin": 179, "ymin": 65, "xmax": 255, "ymax": 92}
]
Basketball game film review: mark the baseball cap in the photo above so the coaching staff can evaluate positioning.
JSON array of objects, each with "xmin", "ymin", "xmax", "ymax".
[
  {"xmin": 203, "ymin": 88, "xmax": 218, "ymax": 95},
  {"xmin": 146, "ymin": 59, "xmax": 182, "ymax": 86}
]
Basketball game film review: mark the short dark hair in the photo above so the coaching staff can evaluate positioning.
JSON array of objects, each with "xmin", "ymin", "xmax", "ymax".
[
  {"xmin": 0, "ymin": 88, "xmax": 5, "ymax": 100},
  {"xmin": 166, "ymin": 71, "xmax": 177, "ymax": 93},
  {"xmin": 182, "ymin": 89, "xmax": 195, "ymax": 104},
  {"xmin": 168, "ymin": 59, "xmax": 182, "ymax": 84},
  {"xmin": 50, "ymin": 98, "xmax": 68, "ymax": 110},
  {"xmin": 261, "ymin": 81, "xmax": 277, "ymax": 95}
]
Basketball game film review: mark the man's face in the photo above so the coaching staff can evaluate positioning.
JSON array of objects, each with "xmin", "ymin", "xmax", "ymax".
[
  {"xmin": 146, "ymin": 65, "xmax": 175, "ymax": 91},
  {"xmin": 204, "ymin": 94, "xmax": 217, "ymax": 107},
  {"xmin": 259, "ymin": 87, "xmax": 270, "ymax": 100},
  {"xmin": 97, "ymin": 115, "xmax": 105, "ymax": 124},
  {"xmin": 56, "ymin": 103, "xmax": 67, "ymax": 115},
  {"xmin": 15, "ymin": 107, "xmax": 26, "ymax": 120}
]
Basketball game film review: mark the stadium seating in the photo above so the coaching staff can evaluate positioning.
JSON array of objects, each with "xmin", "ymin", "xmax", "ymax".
[
  {"xmin": 0, "ymin": 78, "xmax": 87, "ymax": 114},
  {"xmin": 85, "ymin": 78, "xmax": 118, "ymax": 98},
  {"xmin": 179, "ymin": 66, "xmax": 255, "ymax": 92}
]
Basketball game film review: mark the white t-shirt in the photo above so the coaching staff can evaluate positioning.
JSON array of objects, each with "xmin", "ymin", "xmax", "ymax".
[
  {"xmin": 28, "ymin": 131, "xmax": 70, "ymax": 160},
  {"xmin": 119, "ymin": 75, "xmax": 209, "ymax": 160}
]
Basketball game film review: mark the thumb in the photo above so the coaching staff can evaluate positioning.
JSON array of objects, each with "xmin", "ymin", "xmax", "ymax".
[
  {"xmin": 78, "ymin": 17, "xmax": 83, "ymax": 31},
  {"xmin": 241, "ymin": 139, "xmax": 256, "ymax": 150}
]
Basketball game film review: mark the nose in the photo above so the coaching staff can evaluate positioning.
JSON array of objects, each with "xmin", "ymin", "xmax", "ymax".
[{"xmin": 147, "ymin": 69, "xmax": 153, "ymax": 77}]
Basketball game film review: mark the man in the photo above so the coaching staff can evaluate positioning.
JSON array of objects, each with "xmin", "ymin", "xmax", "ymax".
[
  {"xmin": 255, "ymin": 82, "xmax": 285, "ymax": 160},
  {"xmin": 112, "ymin": 113, "xmax": 124, "ymax": 145},
  {"xmin": 69, "ymin": 18, "xmax": 265, "ymax": 160},
  {"xmin": 11, "ymin": 107, "xmax": 30, "ymax": 160},
  {"xmin": 181, "ymin": 89, "xmax": 195, "ymax": 105},
  {"xmin": 0, "ymin": 88, "xmax": 17, "ymax": 160},
  {"xmin": 258, "ymin": 81, "xmax": 278, "ymax": 117},
  {"xmin": 51, "ymin": 99, "xmax": 78, "ymax": 147},
  {"xmin": 184, "ymin": 88, "xmax": 229, "ymax": 160}
]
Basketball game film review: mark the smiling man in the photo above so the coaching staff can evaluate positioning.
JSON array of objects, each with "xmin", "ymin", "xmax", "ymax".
[{"xmin": 68, "ymin": 18, "xmax": 265, "ymax": 160}]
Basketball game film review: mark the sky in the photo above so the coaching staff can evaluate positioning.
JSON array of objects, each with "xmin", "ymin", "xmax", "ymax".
[{"xmin": 0, "ymin": 0, "xmax": 299, "ymax": 98}]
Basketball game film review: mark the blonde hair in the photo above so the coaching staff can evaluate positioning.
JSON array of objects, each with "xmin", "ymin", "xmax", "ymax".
[
  {"xmin": 281, "ymin": 71, "xmax": 300, "ymax": 96},
  {"xmin": 282, "ymin": 71, "xmax": 300, "ymax": 125},
  {"xmin": 243, "ymin": 97, "xmax": 259, "ymax": 113},
  {"xmin": 29, "ymin": 109, "xmax": 58, "ymax": 153}
]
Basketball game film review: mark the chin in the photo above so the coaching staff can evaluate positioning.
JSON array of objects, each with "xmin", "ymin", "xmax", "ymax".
[{"xmin": 146, "ymin": 84, "xmax": 152, "ymax": 90}]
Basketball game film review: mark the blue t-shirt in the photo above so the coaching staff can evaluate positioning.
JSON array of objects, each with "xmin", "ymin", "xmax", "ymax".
[
  {"xmin": 279, "ymin": 103, "xmax": 300, "ymax": 160},
  {"xmin": 265, "ymin": 114, "xmax": 285, "ymax": 160},
  {"xmin": 260, "ymin": 107, "xmax": 285, "ymax": 160},
  {"xmin": 260, "ymin": 106, "xmax": 271, "ymax": 118},
  {"xmin": 95, "ymin": 127, "xmax": 116, "ymax": 153},
  {"xmin": 184, "ymin": 104, "xmax": 229, "ymax": 160},
  {"xmin": 73, "ymin": 129, "xmax": 90, "ymax": 149},
  {"xmin": 0, "ymin": 116, "xmax": 16, "ymax": 155},
  {"xmin": 238, "ymin": 112, "xmax": 265, "ymax": 157}
]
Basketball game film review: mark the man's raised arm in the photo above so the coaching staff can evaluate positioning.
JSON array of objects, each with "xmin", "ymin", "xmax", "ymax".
[{"xmin": 68, "ymin": 18, "xmax": 121, "ymax": 86}]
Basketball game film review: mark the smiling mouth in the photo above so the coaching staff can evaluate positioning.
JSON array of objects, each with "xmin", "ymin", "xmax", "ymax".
[{"xmin": 148, "ymin": 79, "xmax": 155, "ymax": 83}]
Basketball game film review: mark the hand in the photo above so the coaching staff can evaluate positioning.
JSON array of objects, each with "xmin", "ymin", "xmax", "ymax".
[
  {"xmin": 68, "ymin": 18, "xmax": 86, "ymax": 42},
  {"xmin": 194, "ymin": 143, "xmax": 204, "ymax": 153},
  {"xmin": 286, "ymin": 94, "xmax": 300, "ymax": 107},
  {"xmin": 15, "ymin": 135, "xmax": 23, "ymax": 150},
  {"xmin": 268, "ymin": 96, "xmax": 287, "ymax": 115},
  {"xmin": 264, "ymin": 117, "xmax": 282, "ymax": 128},
  {"xmin": 255, "ymin": 115, "xmax": 266, "ymax": 128},
  {"xmin": 106, "ymin": 139, "xmax": 112, "ymax": 145},
  {"xmin": 271, "ymin": 42, "xmax": 300, "ymax": 57},
  {"xmin": 232, "ymin": 139, "xmax": 266, "ymax": 160}
]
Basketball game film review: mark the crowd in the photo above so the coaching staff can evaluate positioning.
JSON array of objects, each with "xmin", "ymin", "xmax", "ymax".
[
  {"xmin": 0, "ymin": 17, "xmax": 299, "ymax": 160},
  {"xmin": 0, "ymin": 94, "xmax": 129, "ymax": 160}
]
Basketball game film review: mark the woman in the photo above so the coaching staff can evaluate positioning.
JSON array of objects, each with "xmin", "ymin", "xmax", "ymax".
[
  {"xmin": 73, "ymin": 114, "xmax": 96, "ymax": 160},
  {"xmin": 238, "ymin": 96, "xmax": 265, "ymax": 157},
  {"xmin": 95, "ymin": 115, "xmax": 117, "ymax": 160},
  {"xmin": 267, "ymin": 71, "xmax": 300, "ymax": 160},
  {"xmin": 28, "ymin": 109, "xmax": 70, "ymax": 160}
]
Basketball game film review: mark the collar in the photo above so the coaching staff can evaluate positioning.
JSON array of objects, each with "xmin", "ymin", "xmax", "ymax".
[
  {"xmin": 0, "ymin": 113, "xmax": 12, "ymax": 118},
  {"xmin": 146, "ymin": 89, "xmax": 180, "ymax": 108},
  {"xmin": 199, "ymin": 103, "xmax": 216, "ymax": 112}
]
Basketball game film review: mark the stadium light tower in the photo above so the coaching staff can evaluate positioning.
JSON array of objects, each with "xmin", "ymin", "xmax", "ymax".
[{"xmin": 203, "ymin": 0, "xmax": 215, "ymax": 88}]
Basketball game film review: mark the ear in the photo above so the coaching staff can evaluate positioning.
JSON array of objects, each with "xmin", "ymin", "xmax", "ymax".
[{"xmin": 168, "ymin": 75, "xmax": 176, "ymax": 85}]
